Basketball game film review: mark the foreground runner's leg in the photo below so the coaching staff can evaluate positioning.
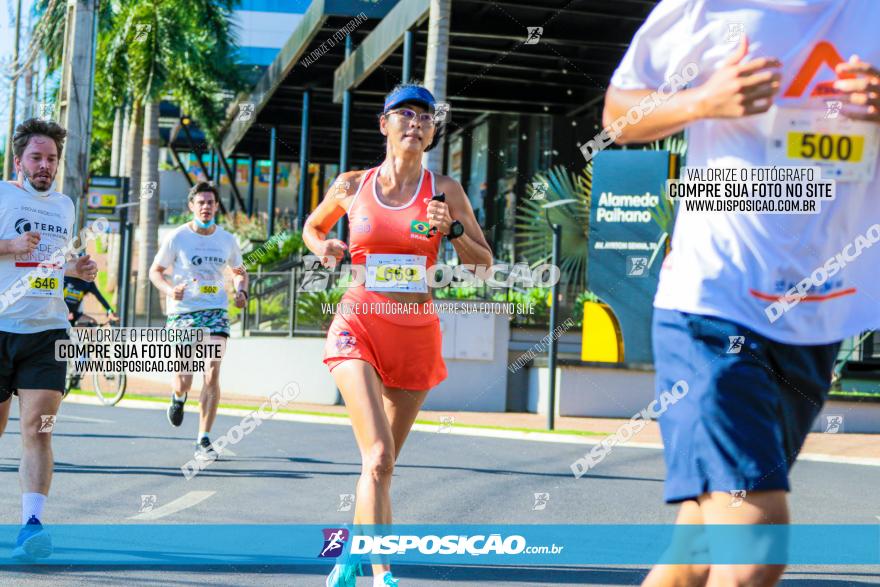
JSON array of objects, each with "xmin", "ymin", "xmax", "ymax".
[
  {"xmin": 376, "ymin": 386, "xmax": 428, "ymax": 586},
  {"xmin": 699, "ymin": 490, "xmax": 788, "ymax": 587},
  {"xmin": 642, "ymin": 500, "xmax": 709, "ymax": 587},
  {"xmin": 325, "ymin": 359, "xmax": 385, "ymax": 586},
  {"xmin": 15, "ymin": 388, "xmax": 63, "ymax": 560},
  {"xmin": 329, "ymin": 359, "xmax": 428, "ymax": 586},
  {"xmin": 382, "ymin": 387, "xmax": 429, "ymax": 462},
  {"xmin": 0, "ymin": 397, "xmax": 10, "ymax": 437}
]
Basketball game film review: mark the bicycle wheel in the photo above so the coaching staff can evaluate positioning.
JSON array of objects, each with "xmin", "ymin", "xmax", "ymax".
[
  {"xmin": 92, "ymin": 371, "xmax": 127, "ymax": 406},
  {"xmin": 63, "ymin": 359, "xmax": 81, "ymax": 399}
]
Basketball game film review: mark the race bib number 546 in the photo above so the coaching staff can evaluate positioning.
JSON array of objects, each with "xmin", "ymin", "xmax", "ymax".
[{"xmin": 26, "ymin": 276, "xmax": 60, "ymax": 298}]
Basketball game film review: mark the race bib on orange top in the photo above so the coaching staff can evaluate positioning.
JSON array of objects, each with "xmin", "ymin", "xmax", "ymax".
[{"xmin": 365, "ymin": 254, "xmax": 428, "ymax": 293}]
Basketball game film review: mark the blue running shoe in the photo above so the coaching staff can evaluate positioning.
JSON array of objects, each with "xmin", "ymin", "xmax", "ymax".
[
  {"xmin": 325, "ymin": 559, "xmax": 362, "ymax": 587},
  {"xmin": 380, "ymin": 571, "xmax": 400, "ymax": 586},
  {"xmin": 12, "ymin": 516, "xmax": 53, "ymax": 561}
]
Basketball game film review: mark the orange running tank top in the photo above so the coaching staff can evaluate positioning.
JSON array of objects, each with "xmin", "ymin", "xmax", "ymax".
[{"xmin": 346, "ymin": 166, "xmax": 441, "ymax": 267}]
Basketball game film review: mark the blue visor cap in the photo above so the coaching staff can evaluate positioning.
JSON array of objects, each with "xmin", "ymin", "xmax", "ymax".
[{"xmin": 384, "ymin": 86, "xmax": 436, "ymax": 113}]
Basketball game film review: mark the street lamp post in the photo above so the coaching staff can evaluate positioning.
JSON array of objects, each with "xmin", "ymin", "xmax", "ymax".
[
  {"xmin": 114, "ymin": 184, "xmax": 139, "ymax": 328},
  {"xmin": 542, "ymin": 199, "xmax": 577, "ymax": 430}
]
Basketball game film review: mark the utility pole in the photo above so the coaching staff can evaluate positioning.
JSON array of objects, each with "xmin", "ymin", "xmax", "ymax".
[
  {"xmin": 423, "ymin": 0, "xmax": 450, "ymax": 173},
  {"xmin": 3, "ymin": 0, "xmax": 23, "ymax": 180},
  {"xmin": 23, "ymin": 8, "xmax": 34, "ymax": 120},
  {"xmin": 57, "ymin": 0, "xmax": 99, "ymax": 232}
]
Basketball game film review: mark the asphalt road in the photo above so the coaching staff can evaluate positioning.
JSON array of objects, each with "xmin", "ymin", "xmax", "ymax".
[{"xmin": 0, "ymin": 399, "xmax": 878, "ymax": 586}]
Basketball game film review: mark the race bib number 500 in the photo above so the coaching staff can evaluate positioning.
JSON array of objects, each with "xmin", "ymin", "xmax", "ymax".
[{"xmin": 767, "ymin": 106, "xmax": 880, "ymax": 182}]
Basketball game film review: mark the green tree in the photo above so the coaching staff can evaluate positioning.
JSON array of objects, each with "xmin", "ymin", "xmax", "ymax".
[
  {"xmin": 99, "ymin": 0, "xmax": 245, "ymax": 313},
  {"xmin": 32, "ymin": 0, "xmax": 68, "ymax": 73},
  {"xmin": 32, "ymin": 0, "xmax": 117, "ymax": 175}
]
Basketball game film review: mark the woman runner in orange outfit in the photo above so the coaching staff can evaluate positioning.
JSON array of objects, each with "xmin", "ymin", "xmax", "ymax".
[{"xmin": 303, "ymin": 83, "xmax": 493, "ymax": 587}]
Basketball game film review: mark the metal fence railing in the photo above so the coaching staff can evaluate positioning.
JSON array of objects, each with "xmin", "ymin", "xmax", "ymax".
[
  {"xmin": 237, "ymin": 264, "xmax": 580, "ymax": 337},
  {"xmin": 116, "ymin": 266, "xmax": 880, "ymax": 381},
  {"xmin": 241, "ymin": 269, "xmax": 306, "ymax": 336},
  {"xmin": 116, "ymin": 264, "xmax": 590, "ymax": 337},
  {"xmin": 120, "ymin": 272, "xmax": 165, "ymax": 328}
]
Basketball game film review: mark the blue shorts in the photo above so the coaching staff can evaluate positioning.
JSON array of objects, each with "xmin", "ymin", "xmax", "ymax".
[{"xmin": 652, "ymin": 309, "xmax": 840, "ymax": 503}]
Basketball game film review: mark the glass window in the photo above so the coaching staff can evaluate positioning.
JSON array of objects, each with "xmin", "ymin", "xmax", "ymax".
[
  {"xmin": 467, "ymin": 121, "xmax": 489, "ymax": 227},
  {"xmin": 495, "ymin": 115, "xmax": 520, "ymax": 263},
  {"xmin": 527, "ymin": 116, "xmax": 554, "ymax": 178},
  {"xmin": 448, "ymin": 135, "xmax": 464, "ymax": 185}
]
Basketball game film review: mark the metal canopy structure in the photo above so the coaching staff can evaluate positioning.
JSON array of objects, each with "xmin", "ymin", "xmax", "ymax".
[
  {"xmin": 220, "ymin": 0, "xmax": 660, "ymax": 166},
  {"xmin": 333, "ymin": 0, "xmax": 659, "ymax": 134},
  {"xmin": 218, "ymin": 0, "xmax": 401, "ymax": 165}
]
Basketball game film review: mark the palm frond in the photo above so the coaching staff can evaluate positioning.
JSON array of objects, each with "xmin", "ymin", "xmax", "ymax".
[
  {"xmin": 515, "ymin": 164, "xmax": 592, "ymax": 292},
  {"xmin": 95, "ymin": 0, "xmax": 245, "ymax": 145}
]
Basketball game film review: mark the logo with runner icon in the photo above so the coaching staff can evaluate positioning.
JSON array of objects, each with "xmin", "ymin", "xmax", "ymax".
[
  {"xmin": 825, "ymin": 415, "xmax": 844, "ymax": 433},
  {"xmin": 824, "ymin": 100, "xmax": 842, "ymax": 119},
  {"xmin": 300, "ymin": 255, "xmax": 332, "ymax": 293},
  {"xmin": 139, "ymin": 494, "xmax": 158, "ymax": 513},
  {"xmin": 319, "ymin": 528, "xmax": 349, "ymax": 558},
  {"xmin": 727, "ymin": 336, "xmax": 745, "ymax": 354},
  {"xmin": 38, "ymin": 415, "xmax": 56, "ymax": 433},
  {"xmin": 626, "ymin": 256, "xmax": 648, "ymax": 278},
  {"xmin": 532, "ymin": 492, "xmax": 550, "ymax": 511},
  {"xmin": 728, "ymin": 489, "xmax": 747, "ymax": 508},
  {"xmin": 337, "ymin": 494, "xmax": 355, "ymax": 512}
]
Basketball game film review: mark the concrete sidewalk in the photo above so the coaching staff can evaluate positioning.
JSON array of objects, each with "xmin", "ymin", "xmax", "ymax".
[{"xmin": 111, "ymin": 376, "xmax": 880, "ymax": 462}]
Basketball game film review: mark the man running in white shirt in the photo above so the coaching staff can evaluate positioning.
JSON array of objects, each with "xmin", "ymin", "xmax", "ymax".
[
  {"xmin": 0, "ymin": 118, "xmax": 98, "ymax": 560},
  {"xmin": 603, "ymin": 1, "xmax": 880, "ymax": 585},
  {"xmin": 149, "ymin": 181, "xmax": 247, "ymax": 460}
]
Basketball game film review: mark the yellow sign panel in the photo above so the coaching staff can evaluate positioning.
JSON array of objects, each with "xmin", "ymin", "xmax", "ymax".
[
  {"xmin": 581, "ymin": 301, "xmax": 623, "ymax": 363},
  {"xmin": 88, "ymin": 191, "xmax": 117, "ymax": 210}
]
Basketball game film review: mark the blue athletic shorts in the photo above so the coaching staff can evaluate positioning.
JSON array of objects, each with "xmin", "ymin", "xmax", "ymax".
[{"xmin": 652, "ymin": 308, "xmax": 841, "ymax": 503}]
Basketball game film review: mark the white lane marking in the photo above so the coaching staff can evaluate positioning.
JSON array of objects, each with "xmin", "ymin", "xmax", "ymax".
[
  {"xmin": 65, "ymin": 395, "xmax": 880, "ymax": 468},
  {"xmin": 798, "ymin": 453, "xmax": 880, "ymax": 467},
  {"xmin": 57, "ymin": 414, "xmax": 115, "ymax": 424},
  {"xmin": 129, "ymin": 491, "xmax": 215, "ymax": 521}
]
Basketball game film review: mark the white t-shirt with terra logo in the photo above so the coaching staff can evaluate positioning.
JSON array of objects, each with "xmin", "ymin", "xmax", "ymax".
[
  {"xmin": 154, "ymin": 223, "xmax": 244, "ymax": 315},
  {"xmin": 0, "ymin": 181, "xmax": 75, "ymax": 333},
  {"xmin": 611, "ymin": 0, "xmax": 880, "ymax": 345}
]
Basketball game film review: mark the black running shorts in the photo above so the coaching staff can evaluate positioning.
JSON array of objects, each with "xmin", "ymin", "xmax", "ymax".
[{"xmin": 0, "ymin": 330, "xmax": 69, "ymax": 401}]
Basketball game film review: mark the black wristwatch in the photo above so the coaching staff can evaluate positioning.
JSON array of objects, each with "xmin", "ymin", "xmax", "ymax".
[{"xmin": 446, "ymin": 220, "xmax": 465, "ymax": 240}]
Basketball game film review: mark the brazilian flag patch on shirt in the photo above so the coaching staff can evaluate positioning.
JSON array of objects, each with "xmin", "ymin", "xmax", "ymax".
[{"xmin": 410, "ymin": 220, "xmax": 430, "ymax": 235}]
